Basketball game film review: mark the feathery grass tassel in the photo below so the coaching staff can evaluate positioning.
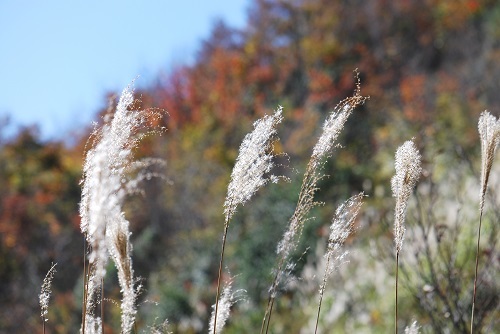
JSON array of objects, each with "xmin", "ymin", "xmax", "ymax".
[
  {"xmin": 404, "ymin": 321, "xmax": 421, "ymax": 334},
  {"xmin": 471, "ymin": 111, "xmax": 500, "ymax": 333},
  {"xmin": 39, "ymin": 263, "xmax": 57, "ymax": 334},
  {"xmin": 209, "ymin": 280, "xmax": 240, "ymax": 334},
  {"xmin": 391, "ymin": 139, "xmax": 422, "ymax": 334},
  {"xmin": 262, "ymin": 73, "xmax": 367, "ymax": 334},
  {"xmin": 80, "ymin": 85, "xmax": 164, "ymax": 333},
  {"xmin": 213, "ymin": 107, "xmax": 283, "ymax": 334},
  {"xmin": 314, "ymin": 194, "xmax": 364, "ymax": 334}
]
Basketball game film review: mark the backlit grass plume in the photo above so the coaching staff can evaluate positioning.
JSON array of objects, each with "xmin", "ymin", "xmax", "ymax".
[
  {"xmin": 391, "ymin": 139, "xmax": 422, "ymax": 254},
  {"xmin": 404, "ymin": 321, "xmax": 421, "ymax": 334},
  {"xmin": 79, "ymin": 85, "xmax": 163, "ymax": 334},
  {"xmin": 209, "ymin": 280, "xmax": 241, "ymax": 334},
  {"xmin": 261, "ymin": 75, "xmax": 367, "ymax": 334},
  {"xmin": 471, "ymin": 111, "xmax": 500, "ymax": 333},
  {"xmin": 213, "ymin": 107, "xmax": 283, "ymax": 333},
  {"xmin": 314, "ymin": 193, "xmax": 364, "ymax": 334},
  {"xmin": 391, "ymin": 139, "xmax": 422, "ymax": 334},
  {"xmin": 39, "ymin": 263, "xmax": 57, "ymax": 334}
]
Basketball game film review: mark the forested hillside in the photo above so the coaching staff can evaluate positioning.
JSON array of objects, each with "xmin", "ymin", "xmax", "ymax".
[{"xmin": 1, "ymin": 0, "xmax": 499, "ymax": 332}]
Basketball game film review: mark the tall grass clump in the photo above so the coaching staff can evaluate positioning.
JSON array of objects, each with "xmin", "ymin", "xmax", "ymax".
[
  {"xmin": 261, "ymin": 74, "xmax": 367, "ymax": 333},
  {"xmin": 79, "ymin": 85, "xmax": 164, "ymax": 334},
  {"xmin": 471, "ymin": 111, "xmax": 500, "ymax": 333},
  {"xmin": 391, "ymin": 139, "xmax": 422, "ymax": 334},
  {"xmin": 35, "ymin": 77, "xmax": 498, "ymax": 333}
]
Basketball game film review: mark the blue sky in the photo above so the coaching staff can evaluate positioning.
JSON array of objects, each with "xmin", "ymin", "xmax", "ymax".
[{"xmin": 0, "ymin": 1, "xmax": 249, "ymax": 141}]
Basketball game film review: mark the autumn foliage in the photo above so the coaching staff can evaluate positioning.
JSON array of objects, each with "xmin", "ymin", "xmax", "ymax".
[{"xmin": 1, "ymin": 0, "xmax": 499, "ymax": 332}]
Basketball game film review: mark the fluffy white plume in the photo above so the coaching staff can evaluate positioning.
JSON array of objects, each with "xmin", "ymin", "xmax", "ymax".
[
  {"xmin": 79, "ymin": 85, "xmax": 163, "ymax": 333},
  {"xmin": 39, "ymin": 263, "xmax": 57, "ymax": 322},
  {"xmin": 323, "ymin": 193, "xmax": 364, "ymax": 279},
  {"xmin": 478, "ymin": 111, "xmax": 500, "ymax": 212},
  {"xmin": 314, "ymin": 194, "xmax": 364, "ymax": 333},
  {"xmin": 209, "ymin": 281, "xmax": 240, "ymax": 334},
  {"xmin": 404, "ymin": 320, "xmax": 421, "ymax": 334},
  {"xmin": 311, "ymin": 102, "xmax": 352, "ymax": 164},
  {"xmin": 277, "ymin": 86, "xmax": 367, "ymax": 264},
  {"xmin": 391, "ymin": 139, "xmax": 422, "ymax": 254},
  {"xmin": 224, "ymin": 106, "xmax": 283, "ymax": 220}
]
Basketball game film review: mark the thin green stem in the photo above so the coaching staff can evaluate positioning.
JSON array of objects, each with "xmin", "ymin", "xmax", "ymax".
[{"xmin": 470, "ymin": 210, "xmax": 484, "ymax": 334}]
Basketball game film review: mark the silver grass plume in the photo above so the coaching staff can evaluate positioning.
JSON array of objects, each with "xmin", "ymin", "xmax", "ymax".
[
  {"xmin": 214, "ymin": 107, "xmax": 283, "ymax": 334},
  {"xmin": 223, "ymin": 106, "xmax": 284, "ymax": 220},
  {"xmin": 79, "ymin": 85, "xmax": 163, "ymax": 333},
  {"xmin": 262, "ymin": 75, "xmax": 367, "ymax": 334},
  {"xmin": 314, "ymin": 194, "xmax": 364, "ymax": 334},
  {"xmin": 478, "ymin": 111, "xmax": 500, "ymax": 212},
  {"xmin": 39, "ymin": 263, "xmax": 57, "ymax": 323},
  {"xmin": 276, "ymin": 81, "xmax": 367, "ymax": 270},
  {"xmin": 391, "ymin": 139, "xmax": 421, "ymax": 334},
  {"xmin": 391, "ymin": 139, "xmax": 422, "ymax": 254},
  {"xmin": 209, "ymin": 280, "xmax": 240, "ymax": 334},
  {"xmin": 404, "ymin": 321, "xmax": 421, "ymax": 334},
  {"xmin": 471, "ymin": 111, "xmax": 500, "ymax": 333},
  {"xmin": 150, "ymin": 320, "xmax": 172, "ymax": 334},
  {"xmin": 83, "ymin": 315, "xmax": 103, "ymax": 334},
  {"xmin": 321, "ymin": 193, "xmax": 364, "ymax": 290}
]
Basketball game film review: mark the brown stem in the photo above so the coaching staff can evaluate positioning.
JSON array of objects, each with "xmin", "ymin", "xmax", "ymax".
[{"xmin": 265, "ymin": 297, "xmax": 275, "ymax": 334}]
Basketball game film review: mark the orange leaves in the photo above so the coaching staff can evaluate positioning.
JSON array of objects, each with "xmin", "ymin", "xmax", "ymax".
[
  {"xmin": 399, "ymin": 75, "xmax": 428, "ymax": 122},
  {"xmin": 431, "ymin": 0, "xmax": 483, "ymax": 30},
  {"xmin": 308, "ymin": 69, "xmax": 336, "ymax": 105}
]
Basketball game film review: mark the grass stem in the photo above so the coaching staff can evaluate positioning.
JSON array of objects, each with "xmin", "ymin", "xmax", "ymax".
[
  {"xmin": 82, "ymin": 238, "xmax": 87, "ymax": 334},
  {"xmin": 396, "ymin": 252, "xmax": 399, "ymax": 334},
  {"xmin": 470, "ymin": 211, "xmax": 483, "ymax": 334},
  {"xmin": 213, "ymin": 218, "xmax": 230, "ymax": 334}
]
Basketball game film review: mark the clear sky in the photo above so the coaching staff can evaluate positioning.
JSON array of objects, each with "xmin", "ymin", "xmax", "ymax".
[{"xmin": 0, "ymin": 0, "xmax": 249, "ymax": 141}]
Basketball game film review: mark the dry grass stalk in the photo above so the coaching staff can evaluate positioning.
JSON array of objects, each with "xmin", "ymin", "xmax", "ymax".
[
  {"xmin": 213, "ymin": 107, "xmax": 283, "ymax": 333},
  {"xmin": 391, "ymin": 139, "xmax": 422, "ymax": 334},
  {"xmin": 471, "ymin": 111, "xmax": 500, "ymax": 333},
  {"xmin": 261, "ymin": 74, "xmax": 367, "ymax": 334}
]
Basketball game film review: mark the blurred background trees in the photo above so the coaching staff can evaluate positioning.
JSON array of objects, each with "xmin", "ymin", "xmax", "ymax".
[{"xmin": 0, "ymin": 0, "xmax": 499, "ymax": 332}]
